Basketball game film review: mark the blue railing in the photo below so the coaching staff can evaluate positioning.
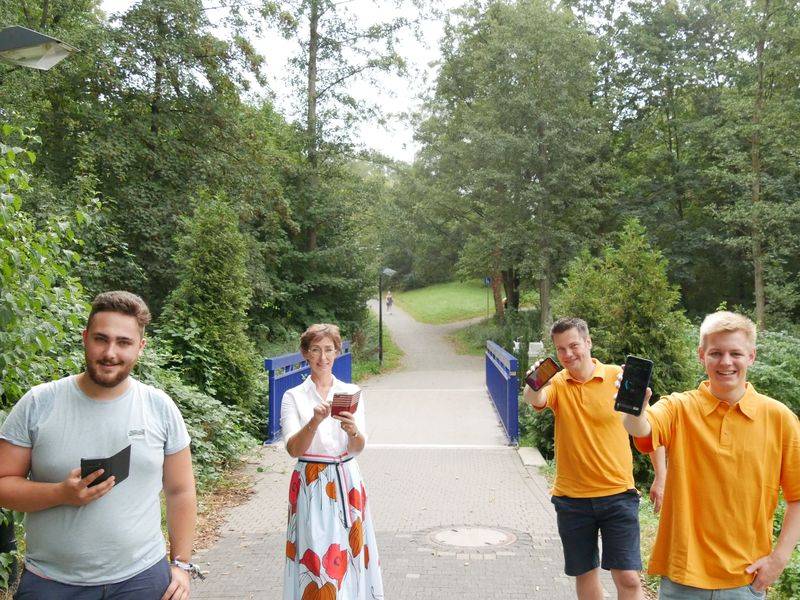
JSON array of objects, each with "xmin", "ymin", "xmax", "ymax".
[
  {"xmin": 485, "ymin": 340, "xmax": 519, "ymax": 444},
  {"xmin": 263, "ymin": 341, "xmax": 352, "ymax": 443}
]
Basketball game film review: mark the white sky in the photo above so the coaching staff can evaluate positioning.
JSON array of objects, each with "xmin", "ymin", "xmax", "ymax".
[{"xmin": 99, "ymin": 0, "xmax": 465, "ymax": 163}]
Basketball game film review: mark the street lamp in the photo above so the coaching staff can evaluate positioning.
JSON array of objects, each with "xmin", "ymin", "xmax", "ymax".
[
  {"xmin": 0, "ymin": 26, "xmax": 78, "ymax": 71},
  {"xmin": 378, "ymin": 267, "xmax": 397, "ymax": 365}
]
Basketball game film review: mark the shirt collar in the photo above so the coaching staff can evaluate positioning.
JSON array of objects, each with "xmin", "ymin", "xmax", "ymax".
[
  {"xmin": 564, "ymin": 358, "xmax": 605, "ymax": 384},
  {"xmin": 697, "ymin": 381, "xmax": 758, "ymax": 420},
  {"xmin": 303, "ymin": 374, "xmax": 340, "ymax": 399}
]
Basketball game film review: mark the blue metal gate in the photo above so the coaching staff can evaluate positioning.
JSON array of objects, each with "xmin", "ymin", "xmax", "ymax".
[
  {"xmin": 485, "ymin": 340, "xmax": 519, "ymax": 444},
  {"xmin": 263, "ymin": 341, "xmax": 352, "ymax": 443}
]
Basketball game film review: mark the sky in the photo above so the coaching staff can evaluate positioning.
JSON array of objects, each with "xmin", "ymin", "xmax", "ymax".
[{"xmin": 99, "ymin": 0, "xmax": 465, "ymax": 163}]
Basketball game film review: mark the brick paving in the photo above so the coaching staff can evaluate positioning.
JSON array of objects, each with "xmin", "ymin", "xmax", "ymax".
[{"xmin": 192, "ymin": 304, "xmax": 613, "ymax": 599}]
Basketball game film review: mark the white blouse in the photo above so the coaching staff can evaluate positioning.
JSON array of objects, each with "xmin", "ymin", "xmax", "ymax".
[{"xmin": 280, "ymin": 375, "xmax": 368, "ymax": 456}]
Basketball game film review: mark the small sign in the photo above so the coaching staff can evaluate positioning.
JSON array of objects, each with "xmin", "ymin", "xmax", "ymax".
[{"xmin": 483, "ymin": 276, "xmax": 492, "ymax": 287}]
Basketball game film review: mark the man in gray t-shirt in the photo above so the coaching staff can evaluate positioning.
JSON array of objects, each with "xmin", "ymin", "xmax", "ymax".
[{"xmin": 0, "ymin": 291, "xmax": 198, "ymax": 599}]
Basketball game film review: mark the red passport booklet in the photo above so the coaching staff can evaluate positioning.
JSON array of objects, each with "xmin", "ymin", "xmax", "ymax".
[{"xmin": 331, "ymin": 390, "xmax": 361, "ymax": 416}]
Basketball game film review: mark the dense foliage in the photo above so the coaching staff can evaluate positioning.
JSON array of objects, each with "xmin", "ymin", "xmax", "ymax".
[{"xmin": 374, "ymin": 0, "xmax": 800, "ymax": 336}]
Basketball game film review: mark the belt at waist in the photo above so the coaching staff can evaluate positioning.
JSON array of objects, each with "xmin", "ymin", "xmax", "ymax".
[{"xmin": 298, "ymin": 453, "xmax": 354, "ymax": 465}]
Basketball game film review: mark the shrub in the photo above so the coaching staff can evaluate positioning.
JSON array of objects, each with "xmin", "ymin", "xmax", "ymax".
[
  {"xmin": 134, "ymin": 343, "xmax": 258, "ymax": 489},
  {"xmin": 158, "ymin": 197, "xmax": 265, "ymax": 420}
]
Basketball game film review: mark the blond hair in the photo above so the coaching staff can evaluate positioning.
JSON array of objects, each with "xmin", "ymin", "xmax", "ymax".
[{"xmin": 699, "ymin": 311, "xmax": 756, "ymax": 349}]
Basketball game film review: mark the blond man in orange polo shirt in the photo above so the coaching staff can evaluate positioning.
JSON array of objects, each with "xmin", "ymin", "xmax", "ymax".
[
  {"xmin": 622, "ymin": 311, "xmax": 800, "ymax": 599},
  {"xmin": 525, "ymin": 317, "xmax": 666, "ymax": 600}
]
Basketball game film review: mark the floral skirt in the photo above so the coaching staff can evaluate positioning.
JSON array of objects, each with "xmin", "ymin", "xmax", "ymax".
[{"xmin": 283, "ymin": 455, "xmax": 384, "ymax": 600}]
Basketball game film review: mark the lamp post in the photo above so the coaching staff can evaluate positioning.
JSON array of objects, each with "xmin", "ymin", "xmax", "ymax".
[
  {"xmin": 0, "ymin": 26, "xmax": 76, "ymax": 591},
  {"xmin": 0, "ymin": 26, "xmax": 78, "ymax": 71},
  {"xmin": 378, "ymin": 267, "xmax": 397, "ymax": 365}
]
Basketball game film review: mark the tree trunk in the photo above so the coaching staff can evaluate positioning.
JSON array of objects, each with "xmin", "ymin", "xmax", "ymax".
[
  {"xmin": 491, "ymin": 272, "xmax": 504, "ymax": 320},
  {"xmin": 751, "ymin": 0, "xmax": 768, "ymax": 330},
  {"xmin": 502, "ymin": 269, "xmax": 520, "ymax": 310},
  {"xmin": 305, "ymin": 0, "xmax": 320, "ymax": 251},
  {"xmin": 539, "ymin": 273, "xmax": 551, "ymax": 339}
]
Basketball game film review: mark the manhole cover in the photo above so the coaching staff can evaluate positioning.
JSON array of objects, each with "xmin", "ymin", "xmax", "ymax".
[{"xmin": 430, "ymin": 527, "xmax": 517, "ymax": 548}]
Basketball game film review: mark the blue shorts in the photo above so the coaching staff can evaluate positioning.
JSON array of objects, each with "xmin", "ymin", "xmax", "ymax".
[
  {"xmin": 551, "ymin": 490, "xmax": 642, "ymax": 576},
  {"xmin": 14, "ymin": 557, "xmax": 171, "ymax": 600},
  {"xmin": 659, "ymin": 577, "xmax": 765, "ymax": 599}
]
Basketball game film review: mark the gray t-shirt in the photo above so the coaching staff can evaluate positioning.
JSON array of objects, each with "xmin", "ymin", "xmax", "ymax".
[{"xmin": 0, "ymin": 375, "xmax": 190, "ymax": 585}]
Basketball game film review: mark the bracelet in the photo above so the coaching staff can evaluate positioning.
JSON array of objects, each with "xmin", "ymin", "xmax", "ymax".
[{"xmin": 170, "ymin": 559, "xmax": 206, "ymax": 580}]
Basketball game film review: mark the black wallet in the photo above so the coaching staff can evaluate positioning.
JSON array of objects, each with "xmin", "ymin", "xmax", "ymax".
[{"xmin": 81, "ymin": 444, "xmax": 131, "ymax": 487}]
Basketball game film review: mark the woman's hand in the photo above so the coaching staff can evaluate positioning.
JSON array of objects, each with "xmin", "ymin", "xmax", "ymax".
[
  {"xmin": 333, "ymin": 411, "xmax": 359, "ymax": 437},
  {"xmin": 312, "ymin": 401, "xmax": 332, "ymax": 425}
]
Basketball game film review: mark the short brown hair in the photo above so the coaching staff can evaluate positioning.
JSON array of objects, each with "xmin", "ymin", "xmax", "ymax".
[
  {"xmin": 699, "ymin": 311, "xmax": 756, "ymax": 349},
  {"xmin": 87, "ymin": 291, "xmax": 151, "ymax": 334},
  {"xmin": 300, "ymin": 323, "xmax": 342, "ymax": 353},
  {"xmin": 550, "ymin": 317, "xmax": 590, "ymax": 340}
]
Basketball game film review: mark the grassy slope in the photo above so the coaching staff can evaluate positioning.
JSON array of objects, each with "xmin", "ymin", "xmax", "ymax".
[{"xmin": 394, "ymin": 280, "xmax": 493, "ymax": 325}]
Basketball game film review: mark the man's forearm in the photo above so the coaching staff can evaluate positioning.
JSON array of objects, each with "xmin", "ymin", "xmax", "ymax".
[
  {"xmin": 649, "ymin": 446, "xmax": 666, "ymax": 480},
  {"xmin": 774, "ymin": 500, "xmax": 800, "ymax": 562},
  {"xmin": 623, "ymin": 413, "xmax": 651, "ymax": 437},
  {"xmin": 166, "ymin": 488, "xmax": 197, "ymax": 562},
  {"xmin": 0, "ymin": 476, "xmax": 64, "ymax": 512},
  {"xmin": 522, "ymin": 385, "xmax": 547, "ymax": 409}
]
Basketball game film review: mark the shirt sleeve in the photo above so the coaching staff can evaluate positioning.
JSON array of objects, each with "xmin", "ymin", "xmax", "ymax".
[
  {"xmin": 640, "ymin": 393, "xmax": 679, "ymax": 451},
  {"xmin": 281, "ymin": 389, "xmax": 302, "ymax": 447},
  {"xmin": 0, "ymin": 390, "xmax": 36, "ymax": 448},
  {"xmin": 162, "ymin": 394, "xmax": 191, "ymax": 455},
  {"xmin": 779, "ymin": 409, "xmax": 800, "ymax": 502}
]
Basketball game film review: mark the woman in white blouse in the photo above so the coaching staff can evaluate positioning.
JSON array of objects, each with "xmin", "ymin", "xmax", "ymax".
[{"xmin": 280, "ymin": 323, "xmax": 384, "ymax": 600}]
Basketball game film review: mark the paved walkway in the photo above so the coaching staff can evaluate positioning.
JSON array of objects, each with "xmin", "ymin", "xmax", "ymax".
[{"xmin": 193, "ymin": 304, "xmax": 613, "ymax": 599}]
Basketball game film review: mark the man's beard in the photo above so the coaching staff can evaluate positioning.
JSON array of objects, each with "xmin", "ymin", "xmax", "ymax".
[{"xmin": 85, "ymin": 359, "xmax": 134, "ymax": 388}]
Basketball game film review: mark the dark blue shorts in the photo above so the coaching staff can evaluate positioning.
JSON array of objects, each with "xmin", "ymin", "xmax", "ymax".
[
  {"xmin": 551, "ymin": 490, "xmax": 642, "ymax": 577},
  {"xmin": 14, "ymin": 557, "xmax": 171, "ymax": 600}
]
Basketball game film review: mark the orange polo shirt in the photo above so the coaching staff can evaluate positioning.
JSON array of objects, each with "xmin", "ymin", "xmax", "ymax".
[
  {"xmin": 634, "ymin": 382, "xmax": 800, "ymax": 589},
  {"xmin": 536, "ymin": 360, "xmax": 635, "ymax": 497}
]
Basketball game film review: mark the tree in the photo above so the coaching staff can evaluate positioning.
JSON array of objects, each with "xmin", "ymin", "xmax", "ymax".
[
  {"xmin": 553, "ymin": 219, "xmax": 698, "ymax": 397},
  {"xmin": 265, "ymin": 0, "xmax": 422, "ymax": 250},
  {"xmin": 415, "ymin": 0, "xmax": 611, "ymax": 330},
  {"xmin": 158, "ymin": 197, "xmax": 262, "ymax": 416}
]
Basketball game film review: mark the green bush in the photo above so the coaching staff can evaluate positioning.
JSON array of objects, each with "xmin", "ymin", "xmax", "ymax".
[
  {"xmin": 748, "ymin": 331, "xmax": 800, "ymax": 415},
  {"xmin": 134, "ymin": 343, "xmax": 258, "ymax": 489},
  {"xmin": 0, "ymin": 125, "xmax": 88, "ymax": 410},
  {"xmin": 158, "ymin": 197, "xmax": 265, "ymax": 421}
]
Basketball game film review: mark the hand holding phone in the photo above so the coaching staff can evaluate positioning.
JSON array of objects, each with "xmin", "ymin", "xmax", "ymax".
[
  {"xmin": 525, "ymin": 357, "xmax": 560, "ymax": 392},
  {"xmin": 614, "ymin": 356, "xmax": 654, "ymax": 416}
]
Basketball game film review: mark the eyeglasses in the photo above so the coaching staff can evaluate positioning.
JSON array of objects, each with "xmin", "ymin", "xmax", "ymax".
[{"xmin": 308, "ymin": 347, "xmax": 338, "ymax": 358}]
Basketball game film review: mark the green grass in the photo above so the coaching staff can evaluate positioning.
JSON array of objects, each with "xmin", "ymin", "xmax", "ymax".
[
  {"xmin": 351, "ymin": 312, "xmax": 403, "ymax": 381},
  {"xmin": 450, "ymin": 317, "xmax": 495, "ymax": 356},
  {"xmin": 395, "ymin": 280, "xmax": 494, "ymax": 324}
]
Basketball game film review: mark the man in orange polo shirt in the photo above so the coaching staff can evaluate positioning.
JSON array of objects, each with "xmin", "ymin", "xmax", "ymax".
[
  {"xmin": 622, "ymin": 311, "xmax": 800, "ymax": 599},
  {"xmin": 524, "ymin": 317, "xmax": 665, "ymax": 600}
]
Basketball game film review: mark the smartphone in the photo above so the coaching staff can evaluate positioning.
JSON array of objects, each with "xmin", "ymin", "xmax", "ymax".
[
  {"xmin": 525, "ymin": 357, "xmax": 560, "ymax": 391},
  {"xmin": 614, "ymin": 355, "xmax": 654, "ymax": 416}
]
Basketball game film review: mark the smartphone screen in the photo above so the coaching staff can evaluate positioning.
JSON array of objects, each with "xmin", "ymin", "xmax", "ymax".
[
  {"xmin": 525, "ymin": 357, "xmax": 560, "ymax": 391},
  {"xmin": 615, "ymin": 355, "xmax": 654, "ymax": 415}
]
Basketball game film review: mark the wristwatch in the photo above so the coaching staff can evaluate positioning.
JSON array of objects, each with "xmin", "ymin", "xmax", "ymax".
[{"xmin": 170, "ymin": 558, "xmax": 206, "ymax": 580}]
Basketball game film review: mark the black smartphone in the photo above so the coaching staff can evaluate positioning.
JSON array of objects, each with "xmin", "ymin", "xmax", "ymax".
[
  {"xmin": 525, "ymin": 357, "xmax": 560, "ymax": 391},
  {"xmin": 614, "ymin": 355, "xmax": 654, "ymax": 415}
]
